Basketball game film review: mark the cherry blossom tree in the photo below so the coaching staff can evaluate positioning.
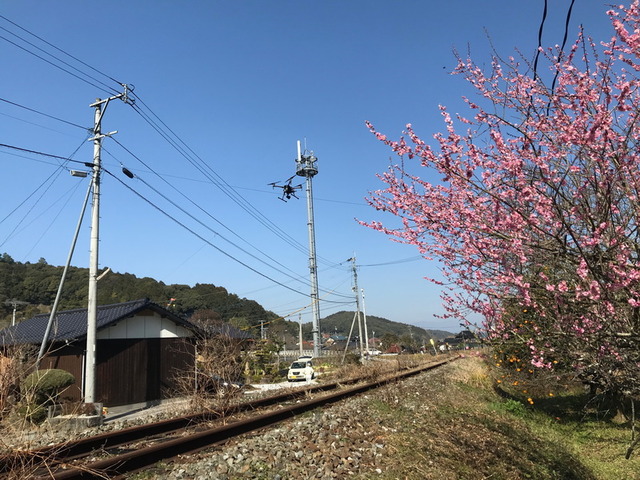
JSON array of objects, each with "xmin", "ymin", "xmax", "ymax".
[{"xmin": 364, "ymin": 2, "xmax": 640, "ymax": 407}]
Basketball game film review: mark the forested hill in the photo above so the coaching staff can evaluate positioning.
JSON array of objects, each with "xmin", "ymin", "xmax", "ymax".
[
  {"xmin": 0, "ymin": 253, "xmax": 278, "ymax": 329},
  {"xmin": 322, "ymin": 311, "xmax": 452, "ymax": 342},
  {"xmin": 0, "ymin": 254, "xmax": 452, "ymax": 342}
]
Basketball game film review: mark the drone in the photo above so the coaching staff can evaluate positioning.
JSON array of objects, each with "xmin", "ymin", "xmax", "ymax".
[{"xmin": 269, "ymin": 175, "xmax": 302, "ymax": 202}]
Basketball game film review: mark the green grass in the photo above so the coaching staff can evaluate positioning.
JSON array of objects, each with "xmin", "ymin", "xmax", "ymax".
[{"xmin": 358, "ymin": 356, "xmax": 640, "ymax": 479}]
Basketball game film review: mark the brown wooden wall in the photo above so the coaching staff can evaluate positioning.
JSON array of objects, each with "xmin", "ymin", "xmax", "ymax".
[
  {"xmin": 43, "ymin": 338, "xmax": 195, "ymax": 407},
  {"xmin": 96, "ymin": 338, "xmax": 195, "ymax": 406}
]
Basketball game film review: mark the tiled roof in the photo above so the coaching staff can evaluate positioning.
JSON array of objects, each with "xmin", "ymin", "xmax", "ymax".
[{"xmin": 0, "ymin": 298, "xmax": 197, "ymax": 346}]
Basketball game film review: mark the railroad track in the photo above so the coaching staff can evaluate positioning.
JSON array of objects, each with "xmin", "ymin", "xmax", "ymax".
[{"xmin": 3, "ymin": 356, "xmax": 458, "ymax": 479}]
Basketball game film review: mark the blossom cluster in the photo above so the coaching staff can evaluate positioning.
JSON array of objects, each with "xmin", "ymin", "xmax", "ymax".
[{"xmin": 364, "ymin": 2, "xmax": 640, "ymax": 397}]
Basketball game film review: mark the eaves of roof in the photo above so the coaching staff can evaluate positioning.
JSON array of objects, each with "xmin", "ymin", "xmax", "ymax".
[{"xmin": 0, "ymin": 298, "xmax": 198, "ymax": 346}]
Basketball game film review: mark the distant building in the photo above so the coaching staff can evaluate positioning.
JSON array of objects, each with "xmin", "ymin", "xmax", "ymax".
[{"xmin": 385, "ymin": 344, "xmax": 402, "ymax": 354}]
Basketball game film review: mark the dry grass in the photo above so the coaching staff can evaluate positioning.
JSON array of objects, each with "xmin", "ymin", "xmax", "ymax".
[{"xmin": 351, "ymin": 353, "xmax": 640, "ymax": 480}]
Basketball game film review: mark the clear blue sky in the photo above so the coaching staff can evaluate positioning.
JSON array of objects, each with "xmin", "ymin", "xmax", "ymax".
[{"xmin": 0, "ymin": 1, "xmax": 613, "ymax": 333}]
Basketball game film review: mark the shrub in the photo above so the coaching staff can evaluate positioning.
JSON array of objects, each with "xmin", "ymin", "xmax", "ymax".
[
  {"xmin": 22, "ymin": 369, "xmax": 75, "ymax": 402},
  {"xmin": 19, "ymin": 369, "xmax": 75, "ymax": 423}
]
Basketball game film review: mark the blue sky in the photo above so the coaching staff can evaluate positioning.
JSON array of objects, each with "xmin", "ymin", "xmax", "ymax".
[{"xmin": 0, "ymin": 1, "xmax": 614, "ymax": 333}]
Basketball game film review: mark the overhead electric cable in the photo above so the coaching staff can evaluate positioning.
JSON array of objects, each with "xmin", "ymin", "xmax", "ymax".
[
  {"xmin": 128, "ymin": 93, "xmax": 341, "ymax": 268},
  {"xmin": 0, "ymin": 137, "xmax": 88, "ymax": 236},
  {"xmin": 532, "ymin": 0, "xmax": 548, "ymax": 81},
  {"xmin": 358, "ymin": 255, "xmax": 423, "ymax": 267},
  {"xmin": 109, "ymin": 138, "xmax": 306, "ymax": 279},
  {"xmin": 0, "ymin": 165, "xmax": 67, "ymax": 248},
  {"xmin": 0, "ymin": 15, "xmax": 124, "ymax": 88},
  {"xmin": 104, "ymin": 142, "xmax": 353, "ymax": 300},
  {"xmin": 0, "ymin": 32, "xmax": 116, "ymax": 96},
  {"xmin": 1, "ymin": 16, "xmax": 340, "ymax": 269},
  {"xmin": 20, "ymin": 179, "xmax": 86, "ymax": 259},
  {"xmin": 124, "ymin": 164, "xmax": 315, "ymax": 288},
  {"xmin": 0, "ymin": 111, "xmax": 81, "ymax": 138},
  {"xmin": 0, "ymin": 169, "xmax": 62, "ymax": 227},
  {"xmin": 129, "ymin": 101, "xmax": 312, "ymax": 257},
  {"xmin": 0, "ymin": 97, "xmax": 88, "ymax": 130},
  {"xmin": 0, "ymin": 142, "xmax": 89, "ymax": 167},
  {"xmin": 549, "ymin": 0, "xmax": 576, "ymax": 102},
  {"xmin": 102, "ymin": 167, "xmax": 312, "ymax": 298},
  {"xmin": 0, "ymin": 16, "xmax": 344, "ymax": 278},
  {"xmin": 107, "ymin": 141, "xmax": 354, "ymax": 300},
  {"xmin": 0, "ymin": 147, "xmax": 75, "ymax": 168}
]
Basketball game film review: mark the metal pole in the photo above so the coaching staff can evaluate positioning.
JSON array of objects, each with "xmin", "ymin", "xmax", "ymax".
[
  {"xmin": 37, "ymin": 179, "xmax": 92, "ymax": 366},
  {"xmin": 341, "ymin": 311, "xmax": 358, "ymax": 364},
  {"xmin": 297, "ymin": 141, "xmax": 321, "ymax": 358},
  {"xmin": 299, "ymin": 313, "xmax": 303, "ymax": 357}
]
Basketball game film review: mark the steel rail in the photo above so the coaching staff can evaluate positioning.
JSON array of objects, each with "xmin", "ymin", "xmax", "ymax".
[
  {"xmin": 0, "ymin": 377, "xmax": 347, "ymax": 473},
  {"xmin": 45, "ymin": 357, "xmax": 457, "ymax": 480}
]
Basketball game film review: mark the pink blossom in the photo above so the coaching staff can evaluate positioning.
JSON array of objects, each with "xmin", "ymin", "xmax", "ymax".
[{"xmin": 363, "ymin": 1, "xmax": 640, "ymax": 396}]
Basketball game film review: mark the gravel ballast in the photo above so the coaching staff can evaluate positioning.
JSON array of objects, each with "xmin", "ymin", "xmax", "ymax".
[{"xmin": 159, "ymin": 361, "xmax": 454, "ymax": 479}]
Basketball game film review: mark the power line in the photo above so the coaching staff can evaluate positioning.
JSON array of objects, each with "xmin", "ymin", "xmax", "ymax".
[
  {"xmin": 128, "ymin": 165, "xmax": 313, "ymax": 289},
  {"xmin": 0, "ymin": 15, "xmax": 123, "ymax": 88},
  {"xmin": 20, "ymin": 180, "xmax": 86, "ymax": 260},
  {"xmin": 102, "ymin": 166, "xmax": 314, "ymax": 298},
  {"xmin": 359, "ymin": 255, "xmax": 423, "ymax": 267},
  {"xmin": 0, "ymin": 142, "xmax": 89, "ymax": 167},
  {"xmin": 0, "ymin": 168, "xmax": 64, "ymax": 228},
  {"xmin": 532, "ymin": 0, "xmax": 548, "ymax": 81},
  {"xmin": 0, "ymin": 137, "xmax": 89, "ymax": 241},
  {"xmin": 0, "ymin": 16, "xmax": 122, "ymax": 96},
  {"xmin": 129, "ymin": 100, "xmax": 312, "ymax": 256},
  {"xmin": 0, "ymin": 166, "xmax": 67, "ymax": 248},
  {"xmin": 107, "ymin": 138, "xmax": 311, "ymax": 285},
  {"xmin": 0, "ymin": 16, "xmax": 349, "ymax": 292},
  {"xmin": 103, "ymin": 142, "xmax": 354, "ymax": 301},
  {"xmin": 128, "ymin": 93, "xmax": 342, "ymax": 268},
  {"xmin": 0, "ymin": 31, "xmax": 116, "ymax": 96},
  {"xmin": 549, "ymin": 0, "xmax": 576, "ymax": 100},
  {"xmin": 0, "ymin": 97, "xmax": 88, "ymax": 130}
]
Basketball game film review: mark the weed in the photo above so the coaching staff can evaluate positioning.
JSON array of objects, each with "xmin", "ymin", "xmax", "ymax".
[{"xmin": 496, "ymin": 398, "xmax": 529, "ymax": 418}]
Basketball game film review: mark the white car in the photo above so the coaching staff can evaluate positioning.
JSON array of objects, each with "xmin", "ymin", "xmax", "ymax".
[{"xmin": 287, "ymin": 358, "xmax": 315, "ymax": 381}]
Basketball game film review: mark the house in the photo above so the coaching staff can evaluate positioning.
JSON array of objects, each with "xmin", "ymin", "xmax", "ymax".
[
  {"xmin": 385, "ymin": 343, "xmax": 403, "ymax": 354},
  {"xmin": 0, "ymin": 298, "xmax": 199, "ymax": 407}
]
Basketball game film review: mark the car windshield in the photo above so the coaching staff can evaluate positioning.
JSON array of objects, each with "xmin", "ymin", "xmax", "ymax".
[{"xmin": 291, "ymin": 362, "xmax": 306, "ymax": 369}]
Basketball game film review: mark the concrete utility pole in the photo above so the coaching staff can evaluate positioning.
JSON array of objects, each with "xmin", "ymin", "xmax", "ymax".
[
  {"xmin": 85, "ymin": 87, "xmax": 131, "ymax": 404},
  {"xmin": 349, "ymin": 256, "xmax": 364, "ymax": 356},
  {"xmin": 295, "ymin": 141, "xmax": 321, "ymax": 358},
  {"xmin": 361, "ymin": 288, "xmax": 370, "ymax": 356},
  {"xmin": 5, "ymin": 299, "xmax": 27, "ymax": 326}
]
